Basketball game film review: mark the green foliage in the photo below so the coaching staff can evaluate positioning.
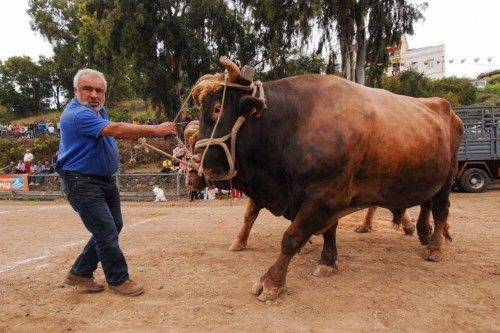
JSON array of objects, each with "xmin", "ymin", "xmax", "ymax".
[
  {"xmin": 430, "ymin": 77, "xmax": 476, "ymax": 106},
  {"xmin": 0, "ymin": 56, "xmax": 53, "ymax": 117},
  {"xmin": 107, "ymin": 108, "xmax": 131, "ymax": 122},
  {"xmin": 28, "ymin": 0, "xmax": 82, "ymax": 99},
  {"xmin": 0, "ymin": 104, "xmax": 11, "ymax": 122},
  {"xmin": 0, "ymin": 136, "xmax": 59, "ymax": 166},
  {"xmin": 487, "ymin": 74, "xmax": 500, "ymax": 84},
  {"xmin": 475, "ymin": 83, "xmax": 500, "ymax": 106},
  {"xmin": 264, "ymin": 54, "xmax": 326, "ymax": 79},
  {"xmin": 382, "ymin": 70, "xmax": 431, "ymax": 97},
  {"xmin": 381, "ymin": 70, "xmax": 478, "ymax": 107}
]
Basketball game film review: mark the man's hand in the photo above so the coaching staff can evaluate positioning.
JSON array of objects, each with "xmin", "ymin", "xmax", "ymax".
[{"xmin": 155, "ymin": 122, "xmax": 177, "ymax": 137}]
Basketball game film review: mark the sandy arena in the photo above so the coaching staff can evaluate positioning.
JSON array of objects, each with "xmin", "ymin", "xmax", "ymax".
[{"xmin": 0, "ymin": 187, "xmax": 499, "ymax": 332}]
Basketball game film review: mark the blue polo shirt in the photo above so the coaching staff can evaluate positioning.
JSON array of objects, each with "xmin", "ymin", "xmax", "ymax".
[{"xmin": 56, "ymin": 98, "xmax": 119, "ymax": 176}]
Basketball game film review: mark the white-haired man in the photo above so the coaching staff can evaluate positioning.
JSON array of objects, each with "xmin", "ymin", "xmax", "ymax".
[{"xmin": 57, "ymin": 68, "xmax": 176, "ymax": 296}]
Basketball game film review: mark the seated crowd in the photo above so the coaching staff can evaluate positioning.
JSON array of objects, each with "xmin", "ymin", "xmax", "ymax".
[{"xmin": 0, "ymin": 121, "xmax": 59, "ymax": 138}]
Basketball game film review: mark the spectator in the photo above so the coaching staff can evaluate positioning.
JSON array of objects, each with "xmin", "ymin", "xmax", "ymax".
[
  {"xmin": 231, "ymin": 188, "xmax": 241, "ymax": 201},
  {"xmin": 1, "ymin": 161, "xmax": 16, "ymax": 174},
  {"xmin": 161, "ymin": 159, "xmax": 173, "ymax": 173},
  {"xmin": 15, "ymin": 160, "xmax": 25, "ymax": 173},
  {"xmin": 52, "ymin": 150, "xmax": 58, "ymax": 165},
  {"xmin": 44, "ymin": 160, "xmax": 55, "ymax": 173},
  {"xmin": 189, "ymin": 189, "xmax": 198, "ymax": 202},
  {"xmin": 172, "ymin": 143, "xmax": 186, "ymax": 167},
  {"xmin": 47, "ymin": 123, "xmax": 56, "ymax": 134},
  {"xmin": 31, "ymin": 161, "xmax": 46, "ymax": 185},
  {"xmin": 23, "ymin": 149, "xmax": 34, "ymax": 173}
]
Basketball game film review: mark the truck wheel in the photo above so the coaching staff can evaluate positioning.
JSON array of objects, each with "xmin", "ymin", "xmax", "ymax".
[{"xmin": 459, "ymin": 168, "xmax": 489, "ymax": 193}]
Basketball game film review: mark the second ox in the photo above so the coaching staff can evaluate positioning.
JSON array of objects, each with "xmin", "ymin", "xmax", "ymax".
[{"xmin": 189, "ymin": 57, "xmax": 463, "ymax": 301}]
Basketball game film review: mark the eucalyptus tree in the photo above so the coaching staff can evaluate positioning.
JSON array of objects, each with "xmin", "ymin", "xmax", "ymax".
[
  {"xmin": 316, "ymin": 0, "xmax": 426, "ymax": 86},
  {"xmin": 85, "ymin": 0, "xmax": 256, "ymax": 119},
  {"xmin": 28, "ymin": 0, "xmax": 83, "ymax": 97},
  {"xmin": 0, "ymin": 56, "xmax": 53, "ymax": 116},
  {"xmin": 233, "ymin": 0, "xmax": 319, "ymax": 79},
  {"xmin": 28, "ymin": 0, "xmax": 136, "ymax": 105}
]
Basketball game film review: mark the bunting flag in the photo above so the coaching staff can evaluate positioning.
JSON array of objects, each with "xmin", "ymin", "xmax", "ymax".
[{"xmin": 446, "ymin": 57, "xmax": 497, "ymax": 65}]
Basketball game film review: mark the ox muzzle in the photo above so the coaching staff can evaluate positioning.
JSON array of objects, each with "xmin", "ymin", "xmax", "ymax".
[{"xmin": 194, "ymin": 115, "xmax": 246, "ymax": 182}]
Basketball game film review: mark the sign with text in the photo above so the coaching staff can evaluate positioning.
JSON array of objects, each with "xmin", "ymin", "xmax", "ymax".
[{"xmin": 0, "ymin": 174, "xmax": 29, "ymax": 192}]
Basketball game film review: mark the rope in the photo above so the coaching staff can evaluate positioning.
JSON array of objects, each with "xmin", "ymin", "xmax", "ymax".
[
  {"xmin": 198, "ymin": 72, "xmax": 229, "ymax": 176},
  {"xmin": 135, "ymin": 138, "xmax": 195, "ymax": 168},
  {"xmin": 173, "ymin": 88, "xmax": 195, "ymax": 123}
]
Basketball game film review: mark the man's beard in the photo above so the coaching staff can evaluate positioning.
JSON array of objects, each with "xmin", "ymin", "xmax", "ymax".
[{"xmin": 76, "ymin": 93, "xmax": 103, "ymax": 112}]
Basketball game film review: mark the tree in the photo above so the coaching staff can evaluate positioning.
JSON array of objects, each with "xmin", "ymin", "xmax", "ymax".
[
  {"xmin": 316, "ymin": 0, "xmax": 426, "ymax": 86},
  {"xmin": 28, "ymin": 0, "xmax": 83, "ymax": 102},
  {"xmin": 28, "ymin": 0, "xmax": 136, "ymax": 106},
  {"xmin": 91, "ymin": 0, "xmax": 257, "ymax": 119},
  {"xmin": 38, "ymin": 56, "xmax": 64, "ymax": 110},
  {"xmin": 431, "ymin": 77, "xmax": 477, "ymax": 106},
  {"xmin": 235, "ymin": 0, "xmax": 318, "ymax": 79},
  {"xmin": 0, "ymin": 56, "xmax": 53, "ymax": 117},
  {"xmin": 381, "ymin": 69, "xmax": 431, "ymax": 97}
]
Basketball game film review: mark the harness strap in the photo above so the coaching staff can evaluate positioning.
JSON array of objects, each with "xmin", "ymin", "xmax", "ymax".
[{"xmin": 194, "ymin": 115, "xmax": 246, "ymax": 180}]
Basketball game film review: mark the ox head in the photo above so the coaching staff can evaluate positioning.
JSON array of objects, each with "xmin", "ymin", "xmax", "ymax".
[{"xmin": 191, "ymin": 56, "xmax": 265, "ymax": 182}]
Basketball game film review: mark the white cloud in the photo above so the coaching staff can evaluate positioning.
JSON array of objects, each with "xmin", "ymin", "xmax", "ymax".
[
  {"xmin": 0, "ymin": 0, "xmax": 52, "ymax": 62},
  {"xmin": 407, "ymin": 0, "xmax": 500, "ymax": 78}
]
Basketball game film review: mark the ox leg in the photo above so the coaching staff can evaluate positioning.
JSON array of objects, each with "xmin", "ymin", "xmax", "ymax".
[
  {"xmin": 416, "ymin": 201, "xmax": 433, "ymax": 245},
  {"xmin": 400, "ymin": 210, "xmax": 415, "ymax": 236},
  {"xmin": 354, "ymin": 206, "xmax": 377, "ymax": 233},
  {"xmin": 390, "ymin": 209, "xmax": 415, "ymax": 236},
  {"xmin": 251, "ymin": 201, "xmax": 339, "ymax": 302},
  {"xmin": 228, "ymin": 199, "xmax": 261, "ymax": 251},
  {"xmin": 428, "ymin": 185, "xmax": 453, "ymax": 262},
  {"xmin": 313, "ymin": 221, "xmax": 339, "ymax": 277}
]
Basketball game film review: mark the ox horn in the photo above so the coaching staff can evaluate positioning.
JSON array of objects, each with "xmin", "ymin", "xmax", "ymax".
[{"xmin": 219, "ymin": 56, "xmax": 240, "ymax": 82}]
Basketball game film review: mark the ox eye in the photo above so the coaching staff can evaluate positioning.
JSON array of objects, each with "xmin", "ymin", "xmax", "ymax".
[{"xmin": 211, "ymin": 105, "xmax": 221, "ymax": 121}]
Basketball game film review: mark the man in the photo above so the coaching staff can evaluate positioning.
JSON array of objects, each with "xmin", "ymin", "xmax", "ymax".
[
  {"xmin": 1, "ymin": 161, "xmax": 16, "ymax": 174},
  {"xmin": 57, "ymin": 68, "xmax": 176, "ymax": 296},
  {"xmin": 23, "ymin": 148, "xmax": 34, "ymax": 174}
]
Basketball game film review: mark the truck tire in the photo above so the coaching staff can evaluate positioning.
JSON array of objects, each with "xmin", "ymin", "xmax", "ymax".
[{"xmin": 459, "ymin": 168, "xmax": 489, "ymax": 193}]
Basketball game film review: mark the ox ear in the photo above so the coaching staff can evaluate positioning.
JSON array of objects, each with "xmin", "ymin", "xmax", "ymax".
[{"xmin": 239, "ymin": 95, "xmax": 264, "ymax": 118}]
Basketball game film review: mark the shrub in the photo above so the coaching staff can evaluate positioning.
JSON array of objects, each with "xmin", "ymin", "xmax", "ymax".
[{"xmin": 430, "ymin": 77, "xmax": 476, "ymax": 106}]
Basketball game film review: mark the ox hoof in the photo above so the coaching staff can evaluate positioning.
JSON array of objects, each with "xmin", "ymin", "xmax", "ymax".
[
  {"xmin": 355, "ymin": 225, "xmax": 372, "ymax": 233},
  {"xmin": 418, "ymin": 234, "xmax": 431, "ymax": 246},
  {"xmin": 251, "ymin": 281, "xmax": 263, "ymax": 295},
  {"xmin": 251, "ymin": 281, "xmax": 281, "ymax": 302},
  {"xmin": 228, "ymin": 240, "xmax": 246, "ymax": 251},
  {"xmin": 312, "ymin": 263, "xmax": 338, "ymax": 278},
  {"xmin": 403, "ymin": 225, "xmax": 415, "ymax": 236},
  {"xmin": 427, "ymin": 250, "xmax": 443, "ymax": 262}
]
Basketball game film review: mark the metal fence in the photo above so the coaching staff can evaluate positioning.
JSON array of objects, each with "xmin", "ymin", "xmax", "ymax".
[{"xmin": 0, "ymin": 172, "xmax": 190, "ymax": 201}]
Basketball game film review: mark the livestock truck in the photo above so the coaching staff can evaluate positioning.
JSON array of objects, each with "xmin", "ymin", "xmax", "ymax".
[{"xmin": 454, "ymin": 106, "xmax": 499, "ymax": 192}]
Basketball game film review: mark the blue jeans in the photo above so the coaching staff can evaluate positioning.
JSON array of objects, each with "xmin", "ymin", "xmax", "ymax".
[{"xmin": 62, "ymin": 172, "xmax": 129, "ymax": 285}]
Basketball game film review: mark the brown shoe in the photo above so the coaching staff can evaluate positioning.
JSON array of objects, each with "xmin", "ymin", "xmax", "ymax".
[
  {"xmin": 108, "ymin": 279, "xmax": 144, "ymax": 297},
  {"xmin": 64, "ymin": 272, "xmax": 104, "ymax": 292}
]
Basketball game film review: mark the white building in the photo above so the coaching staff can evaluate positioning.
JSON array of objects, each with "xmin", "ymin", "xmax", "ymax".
[{"xmin": 388, "ymin": 35, "xmax": 446, "ymax": 79}]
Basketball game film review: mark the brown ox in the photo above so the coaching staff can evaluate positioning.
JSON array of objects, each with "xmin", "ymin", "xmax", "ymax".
[
  {"xmin": 190, "ymin": 57, "xmax": 463, "ymax": 301},
  {"xmin": 184, "ymin": 123, "xmax": 415, "ymax": 252}
]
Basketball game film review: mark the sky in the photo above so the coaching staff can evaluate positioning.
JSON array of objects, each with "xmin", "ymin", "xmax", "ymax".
[{"xmin": 0, "ymin": 0, "xmax": 498, "ymax": 79}]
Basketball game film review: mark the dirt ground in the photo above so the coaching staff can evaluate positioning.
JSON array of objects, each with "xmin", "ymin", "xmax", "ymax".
[{"xmin": 0, "ymin": 186, "xmax": 499, "ymax": 333}]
